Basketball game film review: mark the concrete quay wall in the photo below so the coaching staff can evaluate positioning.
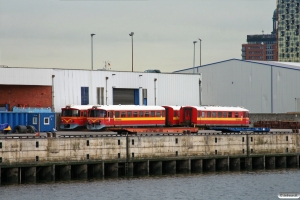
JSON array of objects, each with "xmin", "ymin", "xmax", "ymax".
[
  {"xmin": 249, "ymin": 113, "xmax": 300, "ymax": 125},
  {"xmin": 0, "ymin": 133, "xmax": 299, "ymax": 184}
]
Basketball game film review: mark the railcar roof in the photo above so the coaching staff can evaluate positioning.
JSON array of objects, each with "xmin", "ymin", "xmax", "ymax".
[
  {"xmin": 185, "ymin": 106, "xmax": 249, "ymax": 112},
  {"xmin": 62, "ymin": 105, "xmax": 94, "ymax": 110},
  {"xmin": 90, "ymin": 105, "xmax": 165, "ymax": 111}
]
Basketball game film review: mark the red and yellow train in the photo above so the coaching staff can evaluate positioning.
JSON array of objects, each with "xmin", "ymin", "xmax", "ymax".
[
  {"xmin": 85, "ymin": 105, "xmax": 250, "ymax": 131},
  {"xmin": 60, "ymin": 105, "xmax": 94, "ymax": 130}
]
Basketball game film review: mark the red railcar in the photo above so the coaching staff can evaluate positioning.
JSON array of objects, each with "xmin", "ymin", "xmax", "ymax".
[
  {"xmin": 180, "ymin": 106, "xmax": 250, "ymax": 128},
  {"xmin": 60, "ymin": 105, "xmax": 93, "ymax": 130},
  {"xmin": 86, "ymin": 105, "xmax": 166, "ymax": 130},
  {"xmin": 162, "ymin": 105, "xmax": 181, "ymax": 126}
]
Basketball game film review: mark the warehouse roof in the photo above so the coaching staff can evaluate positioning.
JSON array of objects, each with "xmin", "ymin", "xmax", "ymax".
[{"xmin": 173, "ymin": 58, "xmax": 300, "ymax": 73}]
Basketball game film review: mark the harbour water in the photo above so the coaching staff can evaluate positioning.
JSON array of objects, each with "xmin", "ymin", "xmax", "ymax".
[{"xmin": 1, "ymin": 169, "xmax": 300, "ymax": 200}]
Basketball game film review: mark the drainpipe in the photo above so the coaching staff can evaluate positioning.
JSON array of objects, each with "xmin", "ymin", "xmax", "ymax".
[
  {"xmin": 106, "ymin": 77, "xmax": 108, "ymax": 105},
  {"xmin": 52, "ymin": 75, "xmax": 55, "ymax": 112},
  {"xmin": 154, "ymin": 78, "xmax": 157, "ymax": 105}
]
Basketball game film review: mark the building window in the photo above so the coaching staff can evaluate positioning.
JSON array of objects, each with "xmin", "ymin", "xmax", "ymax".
[
  {"xmin": 96, "ymin": 87, "xmax": 104, "ymax": 105},
  {"xmin": 81, "ymin": 87, "xmax": 89, "ymax": 105},
  {"xmin": 44, "ymin": 117, "xmax": 50, "ymax": 125},
  {"xmin": 33, "ymin": 117, "xmax": 38, "ymax": 125}
]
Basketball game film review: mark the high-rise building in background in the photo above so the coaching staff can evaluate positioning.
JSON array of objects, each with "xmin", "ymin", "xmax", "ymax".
[
  {"xmin": 277, "ymin": 0, "xmax": 300, "ymax": 62},
  {"xmin": 242, "ymin": 9, "xmax": 278, "ymax": 61}
]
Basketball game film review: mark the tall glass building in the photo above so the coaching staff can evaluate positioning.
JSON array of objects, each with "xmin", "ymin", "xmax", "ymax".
[{"xmin": 277, "ymin": 0, "xmax": 300, "ymax": 61}]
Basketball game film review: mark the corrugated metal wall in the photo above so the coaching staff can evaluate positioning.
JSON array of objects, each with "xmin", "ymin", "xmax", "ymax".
[
  {"xmin": 53, "ymin": 70, "xmax": 201, "ymax": 112},
  {"xmin": 176, "ymin": 60, "xmax": 300, "ymax": 113}
]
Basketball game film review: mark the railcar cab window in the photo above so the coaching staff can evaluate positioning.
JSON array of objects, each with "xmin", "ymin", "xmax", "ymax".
[
  {"xmin": 198, "ymin": 111, "xmax": 200, "ymax": 117},
  {"xmin": 90, "ymin": 110, "xmax": 106, "ymax": 117},
  {"xmin": 62, "ymin": 109, "xmax": 79, "ymax": 117},
  {"xmin": 243, "ymin": 112, "xmax": 249, "ymax": 118}
]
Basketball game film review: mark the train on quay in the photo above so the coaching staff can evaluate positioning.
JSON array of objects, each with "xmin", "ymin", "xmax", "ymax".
[
  {"xmin": 60, "ymin": 105, "xmax": 94, "ymax": 130},
  {"xmin": 59, "ymin": 104, "xmax": 265, "ymax": 133}
]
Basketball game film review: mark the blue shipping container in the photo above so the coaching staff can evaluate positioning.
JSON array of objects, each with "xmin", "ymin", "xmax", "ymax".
[
  {"xmin": 0, "ymin": 112, "xmax": 28, "ymax": 132},
  {"xmin": 0, "ymin": 112, "xmax": 56, "ymax": 132}
]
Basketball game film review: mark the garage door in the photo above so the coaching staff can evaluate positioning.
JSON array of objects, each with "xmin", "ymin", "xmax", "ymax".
[{"xmin": 113, "ymin": 88, "xmax": 139, "ymax": 105}]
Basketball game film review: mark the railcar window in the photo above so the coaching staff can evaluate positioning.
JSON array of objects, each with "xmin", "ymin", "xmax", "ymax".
[
  {"xmin": 121, "ymin": 112, "xmax": 126, "ymax": 117},
  {"xmin": 228, "ymin": 112, "xmax": 232, "ymax": 118},
  {"xmin": 127, "ymin": 111, "xmax": 132, "ymax": 117},
  {"xmin": 84, "ymin": 111, "xmax": 87, "ymax": 117},
  {"xmin": 73, "ymin": 110, "xmax": 79, "ymax": 117},
  {"xmin": 62, "ymin": 110, "xmax": 72, "ymax": 117},
  {"xmin": 151, "ymin": 111, "xmax": 155, "ymax": 117},
  {"xmin": 235, "ymin": 112, "xmax": 239, "ymax": 118},
  {"xmin": 109, "ymin": 112, "xmax": 113, "ymax": 117},
  {"xmin": 198, "ymin": 111, "xmax": 200, "ymax": 117},
  {"xmin": 218, "ymin": 112, "xmax": 222, "ymax": 118},
  {"xmin": 98, "ymin": 110, "xmax": 107, "ymax": 117},
  {"xmin": 162, "ymin": 111, "xmax": 165, "ymax": 117},
  {"xmin": 212, "ymin": 112, "xmax": 216, "ymax": 118},
  {"xmin": 174, "ymin": 111, "xmax": 177, "ymax": 117},
  {"xmin": 139, "ymin": 111, "xmax": 144, "ymax": 117},
  {"xmin": 207, "ymin": 111, "xmax": 211, "ymax": 117},
  {"xmin": 223, "ymin": 112, "xmax": 227, "ymax": 118},
  {"xmin": 115, "ymin": 111, "xmax": 120, "ymax": 118},
  {"xmin": 156, "ymin": 111, "xmax": 161, "ymax": 117},
  {"xmin": 133, "ymin": 112, "xmax": 138, "ymax": 117},
  {"xmin": 145, "ymin": 112, "xmax": 149, "ymax": 117},
  {"xmin": 202, "ymin": 112, "xmax": 205, "ymax": 118},
  {"xmin": 244, "ymin": 112, "xmax": 248, "ymax": 117}
]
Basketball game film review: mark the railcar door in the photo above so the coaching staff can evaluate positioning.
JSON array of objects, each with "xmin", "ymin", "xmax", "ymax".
[
  {"xmin": 183, "ymin": 107, "xmax": 193, "ymax": 126},
  {"xmin": 164, "ymin": 107, "xmax": 171, "ymax": 126}
]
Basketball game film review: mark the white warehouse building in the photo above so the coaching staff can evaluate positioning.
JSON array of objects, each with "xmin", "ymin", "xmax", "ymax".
[
  {"xmin": 174, "ymin": 59, "xmax": 300, "ymax": 113},
  {"xmin": 0, "ymin": 67, "xmax": 202, "ymax": 113}
]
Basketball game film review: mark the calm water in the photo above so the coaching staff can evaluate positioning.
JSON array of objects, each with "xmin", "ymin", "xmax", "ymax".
[{"xmin": 1, "ymin": 169, "xmax": 300, "ymax": 200}]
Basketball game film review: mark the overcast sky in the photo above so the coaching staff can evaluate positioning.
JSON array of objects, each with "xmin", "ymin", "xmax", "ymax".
[{"xmin": 0, "ymin": 0, "xmax": 276, "ymax": 72}]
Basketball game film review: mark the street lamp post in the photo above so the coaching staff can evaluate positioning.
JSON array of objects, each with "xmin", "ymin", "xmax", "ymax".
[
  {"xmin": 261, "ymin": 42, "xmax": 266, "ymax": 61},
  {"xmin": 91, "ymin": 33, "xmax": 96, "ymax": 70},
  {"xmin": 198, "ymin": 38, "xmax": 202, "ymax": 73},
  {"xmin": 129, "ymin": 32, "xmax": 134, "ymax": 72},
  {"xmin": 193, "ymin": 41, "xmax": 197, "ymax": 74}
]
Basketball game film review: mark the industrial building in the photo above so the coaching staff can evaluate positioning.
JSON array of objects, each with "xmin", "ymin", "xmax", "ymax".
[
  {"xmin": 174, "ymin": 59, "xmax": 300, "ymax": 113},
  {"xmin": 0, "ymin": 67, "xmax": 202, "ymax": 113},
  {"xmin": 241, "ymin": 9, "xmax": 278, "ymax": 61}
]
